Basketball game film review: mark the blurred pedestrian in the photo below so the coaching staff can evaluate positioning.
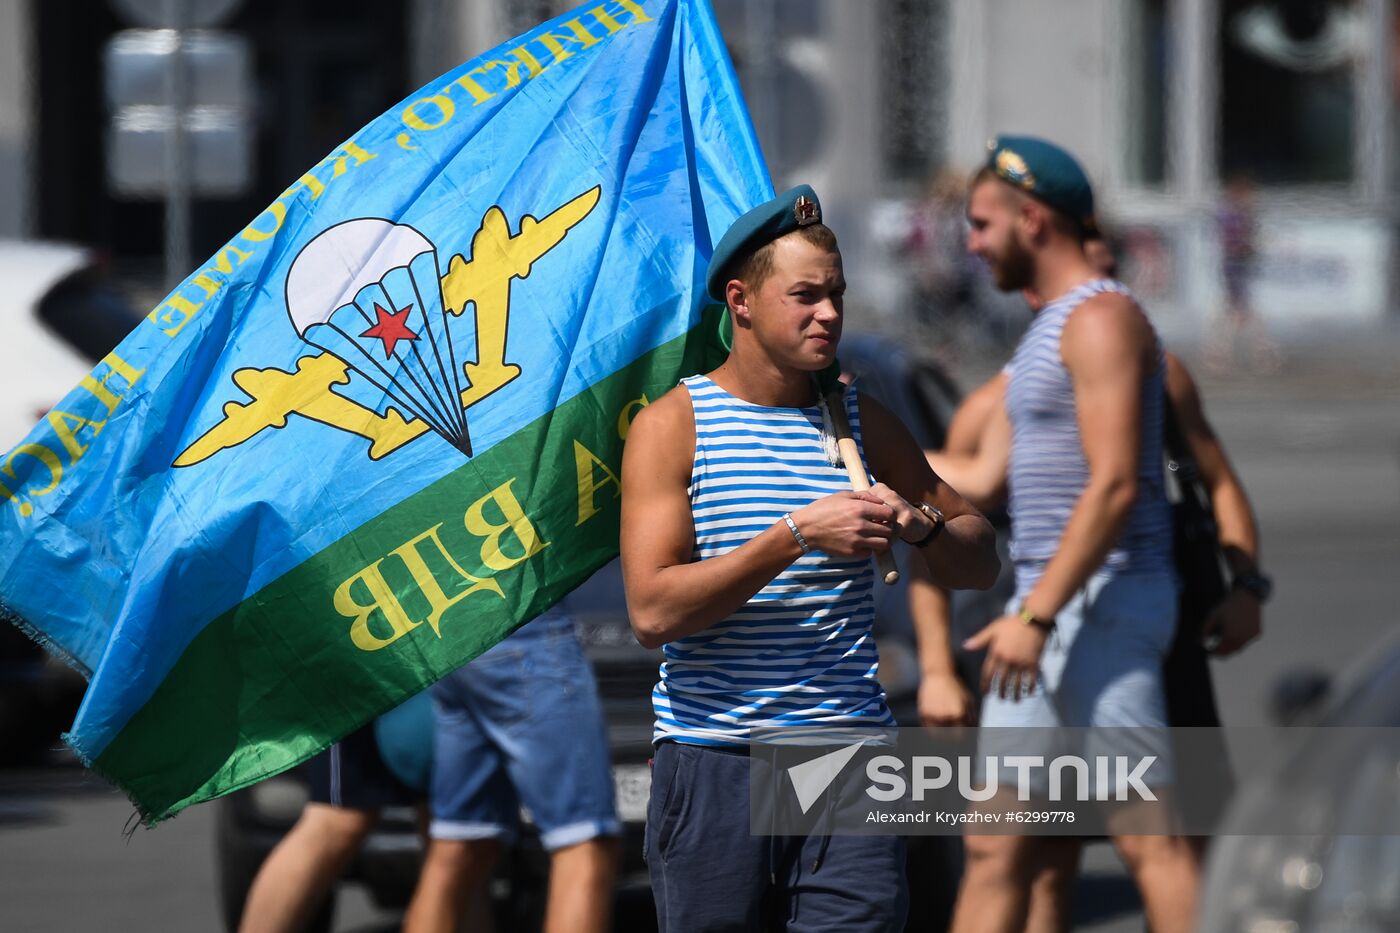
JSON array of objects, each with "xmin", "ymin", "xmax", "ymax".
[
  {"xmin": 936, "ymin": 232, "xmax": 1267, "ymax": 660},
  {"xmin": 905, "ymin": 372, "xmax": 1009, "ymax": 727},
  {"xmin": 1210, "ymin": 175, "xmax": 1280, "ymax": 374},
  {"xmin": 620, "ymin": 186, "xmax": 998, "ymax": 932},
  {"xmin": 1016, "ymin": 344, "xmax": 1266, "ymax": 933},
  {"xmin": 402, "ymin": 605, "xmax": 621, "ymax": 933},
  {"xmin": 929, "ymin": 357, "xmax": 1266, "ymax": 933},
  {"xmin": 903, "ymin": 168, "xmax": 979, "ymax": 341},
  {"xmin": 949, "ymin": 136, "xmax": 1199, "ymax": 933},
  {"xmin": 238, "ymin": 715, "xmax": 426, "ymax": 933}
]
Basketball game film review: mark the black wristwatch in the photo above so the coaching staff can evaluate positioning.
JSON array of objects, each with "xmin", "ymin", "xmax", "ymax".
[
  {"xmin": 911, "ymin": 503, "xmax": 945, "ymax": 548},
  {"xmin": 1232, "ymin": 570, "xmax": 1273, "ymax": 603}
]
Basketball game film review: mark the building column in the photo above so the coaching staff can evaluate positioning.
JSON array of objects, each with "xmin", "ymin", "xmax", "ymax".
[
  {"xmin": 1356, "ymin": 0, "xmax": 1392, "ymax": 203},
  {"xmin": 0, "ymin": 0, "xmax": 33, "ymax": 238},
  {"xmin": 446, "ymin": 0, "xmax": 513, "ymax": 69},
  {"xmin": 1170, "ymin": 0, "xmax": 1220, "ymax": 330},
  {"xmin": 946, "ymin": 0, "xmax": 988, "ymax": 168},
  {"xmin": 1357, "ymin": 0, "xmax": 1395, "ymax": 314}
]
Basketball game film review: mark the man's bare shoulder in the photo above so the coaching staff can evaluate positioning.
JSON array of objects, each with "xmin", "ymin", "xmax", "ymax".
[
  {"xmin": 1061, "ymin": 291, "xmax": 1154, "ymax": 365},
  {"xmin": 1163, "ymin": 350, "xmax": 1194, "ymax": 395},
  {"xmin": 953, "ymin": 373, "xmax": 1007, "ymax": 422},
  {"xmin": 1068, "ymin": 289, "xmax": 1148, "ymax": 325},
  {"xmin": 1069, "ymin": 288, "xmax": 1148, "ymax": 329},
  {"xmin": 623, "ymin": 384, "xmax": 695, "ymax": 477},
  {"xmin": 630, "ymin": 384, "xmax": 693, "ymax": 437},
  {"xmin": 967, "ymin": 370, "xmax": 1008, "ymax": 406}
]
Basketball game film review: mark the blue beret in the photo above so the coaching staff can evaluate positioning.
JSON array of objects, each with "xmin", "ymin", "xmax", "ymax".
[
  {"xmin": 984, "ymin": 135, "xmax": 1096, "ymax": 233},
  {"xmin": 706, "ymin": 185, "xmax": 823, "ymax": 302}
]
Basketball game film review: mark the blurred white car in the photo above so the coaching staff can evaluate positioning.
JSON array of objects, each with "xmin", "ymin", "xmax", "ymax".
[
  {"xmin": 1198, "ymin": 634, "xmax": 1400, "ymax": 932},
  {"xmin": 0, "ymin": 239, "xmax": 140, "ymax": 765},
  {"xmin": 0, "ymin": 241, "xmax": 122, "ymax": 448}
]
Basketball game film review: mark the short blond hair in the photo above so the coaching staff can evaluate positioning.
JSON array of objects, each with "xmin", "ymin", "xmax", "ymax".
[{"xmin": 730, "ymin": 223, "xmax": 839, "ymax": 296}]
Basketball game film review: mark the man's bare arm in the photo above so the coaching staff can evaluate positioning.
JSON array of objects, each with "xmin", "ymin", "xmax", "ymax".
[
  {"xmin": 859, "ymin": 392, "xmax": 1000, "ymax": 590},
  {"xmin": 1165, "ymin": 351, "xmax": 1263, "ymax": 655},
  {"xmin": 1165, "ymin": 352, "xmax": 1259, "ymax": 572},
  {"xmin": 966, "ymin": 295, "xmax": 1155, "ymax": 699},
  {"xmin": 906, "ymin": 552, "xmax": 977, "ymax": 725},
  {"xmin": 1020, "ymin": 293, "xmax": 1154, "ymax": 620},
  {"xmin": 926, "ymin": 405, "xmax": 1011, "ymax": 510},
  {"xmin": 620, "ymin": 387, "xmax": 898, "ymax": 649},
  {"xmin": 945, "ymin": 372, "xmax": 1008, "ymax": 455},
  {"xmin": 925, "ymin": 374, "xmax": 1011, "ymax": 510}
]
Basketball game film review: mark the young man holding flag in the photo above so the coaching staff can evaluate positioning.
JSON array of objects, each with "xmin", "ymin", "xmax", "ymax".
[
  {"xmin": 620, "ymin": 185, "xmax": 999, "ymax": 931},
  {"xmin": 0, "ymin": 0, "xmax": 785, "ymax": 826}
]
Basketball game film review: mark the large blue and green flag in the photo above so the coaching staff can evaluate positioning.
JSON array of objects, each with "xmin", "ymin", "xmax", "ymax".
[{"xmin": 0, "ymin": 0, "xmax": 771, "ymax": 822}]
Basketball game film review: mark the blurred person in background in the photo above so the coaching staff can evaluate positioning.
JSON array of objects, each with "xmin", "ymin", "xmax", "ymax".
[
  {"xmin": 925, "ymin": 229, "xmax": 1267, "ymax": 932},
  {"xmin": 403, "ymin": 604, "xmax": 621, "ymax": 933},
  {"xmin": 931, "ymin": 233, "xmax": 1267, "ymax": 666},
  {"xmin": 905, "ymin": 371, "xmax": 1008, "ymax": 728},
  {"xmin": 1209, "ymin": 175, "xmax": 1280, "ymax": 374},
  {"xmin": 946, "ymin": 136, "xmax": 1199, "ymax": 933},
  {"xmin": 903, "ymin": 169, "xmax": 979, "ymax": 341}
]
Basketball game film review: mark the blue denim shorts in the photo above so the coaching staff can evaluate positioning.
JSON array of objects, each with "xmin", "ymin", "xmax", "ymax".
[{"xmin": 428, "ymin": 609, "xmax": 621, "ymax": 850}]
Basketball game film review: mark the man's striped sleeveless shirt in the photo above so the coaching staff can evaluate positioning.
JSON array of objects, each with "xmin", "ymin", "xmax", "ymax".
[
  {"xmin": 650, "ymin": 375, "xmax": 896, "ymax": 746},
  {"xmin": 1004, "ymin": 278, "xmax": 1174, "ymax": 595}
]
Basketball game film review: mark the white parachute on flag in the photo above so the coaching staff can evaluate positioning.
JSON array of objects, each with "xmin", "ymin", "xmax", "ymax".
[{"xmin": 285, "ymin": 219, "xmax": 472, "ymax": 455}]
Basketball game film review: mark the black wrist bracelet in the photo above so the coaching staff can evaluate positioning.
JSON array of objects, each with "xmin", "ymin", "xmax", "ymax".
[{"xmin": 912, "ymin": 503, "xmax": 944, "ymax": 548}]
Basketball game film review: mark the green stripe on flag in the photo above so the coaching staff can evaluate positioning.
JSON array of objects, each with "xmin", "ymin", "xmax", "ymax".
[{"xmin": 93, "ymin": 308, "xmax": 724, "ymax": 822}]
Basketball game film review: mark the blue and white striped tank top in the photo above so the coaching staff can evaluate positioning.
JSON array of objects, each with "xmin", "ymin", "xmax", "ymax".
[
  {"xmin": 651, "ymin": 375, "xmax": 896, "ymax": 746},
  {"xmin": 1004, "ymin": 278, "xmax": 1174, "ymax": 595}
]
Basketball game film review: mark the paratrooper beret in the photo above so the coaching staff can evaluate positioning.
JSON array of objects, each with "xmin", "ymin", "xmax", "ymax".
[
  {"xmin": 984, "ymin": 135, "xmax": 1097, "ymax": 234},
  {"xmin": 705, "ymin": 184, "xmax": 823, "ymax": 302}
]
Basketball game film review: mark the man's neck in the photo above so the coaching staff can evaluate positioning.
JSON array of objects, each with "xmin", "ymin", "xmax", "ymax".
[
  {"xmin": 1029, "ymin": 242, "xmax": 1102, "ymax": 311},
  {"xmin": 710, "ymin": 342, "xmax": 818, "ymax": 408}
]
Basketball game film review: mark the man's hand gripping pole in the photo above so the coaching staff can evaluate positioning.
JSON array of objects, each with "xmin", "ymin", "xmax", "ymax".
[{"xmin": 823, "ymin": 386, "xmax": 900, "ymax": 585}]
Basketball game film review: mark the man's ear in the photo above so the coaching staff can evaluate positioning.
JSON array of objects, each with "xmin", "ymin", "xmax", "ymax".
[
  {"xmin": 1018, "ymin": 199, "xmax": 1048, "ymax": 244},
  {"xmin": 726, "ymin": 279, "xmax": 752, "ymax": 326}
]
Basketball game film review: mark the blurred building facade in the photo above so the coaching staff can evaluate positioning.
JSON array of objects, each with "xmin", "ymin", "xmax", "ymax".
[
  {"xmin": 939, "ymin": 0, "xmax": 1396, "ymax": 340},
  {"xmin": 435, "ymin": 0, "xmax": 1400, "ymax": 339},
  {"xmin": 0, "ymin": 0, "xmax": 1393, "ymax": 337}
]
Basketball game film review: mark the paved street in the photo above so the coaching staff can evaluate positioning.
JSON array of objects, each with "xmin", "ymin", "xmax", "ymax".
[
  {"xmin": 2, "ymin": 351, "xmax": 1398, "ymax": 932},
  {"xmin": 0, "ymin": 766, "xmax": 399, "ymax": 931}
]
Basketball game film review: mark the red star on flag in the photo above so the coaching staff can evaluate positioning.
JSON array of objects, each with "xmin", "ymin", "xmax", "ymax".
[{"xmin": 361, "ymin": 303, "xmax": 419, "ymax": 358}]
